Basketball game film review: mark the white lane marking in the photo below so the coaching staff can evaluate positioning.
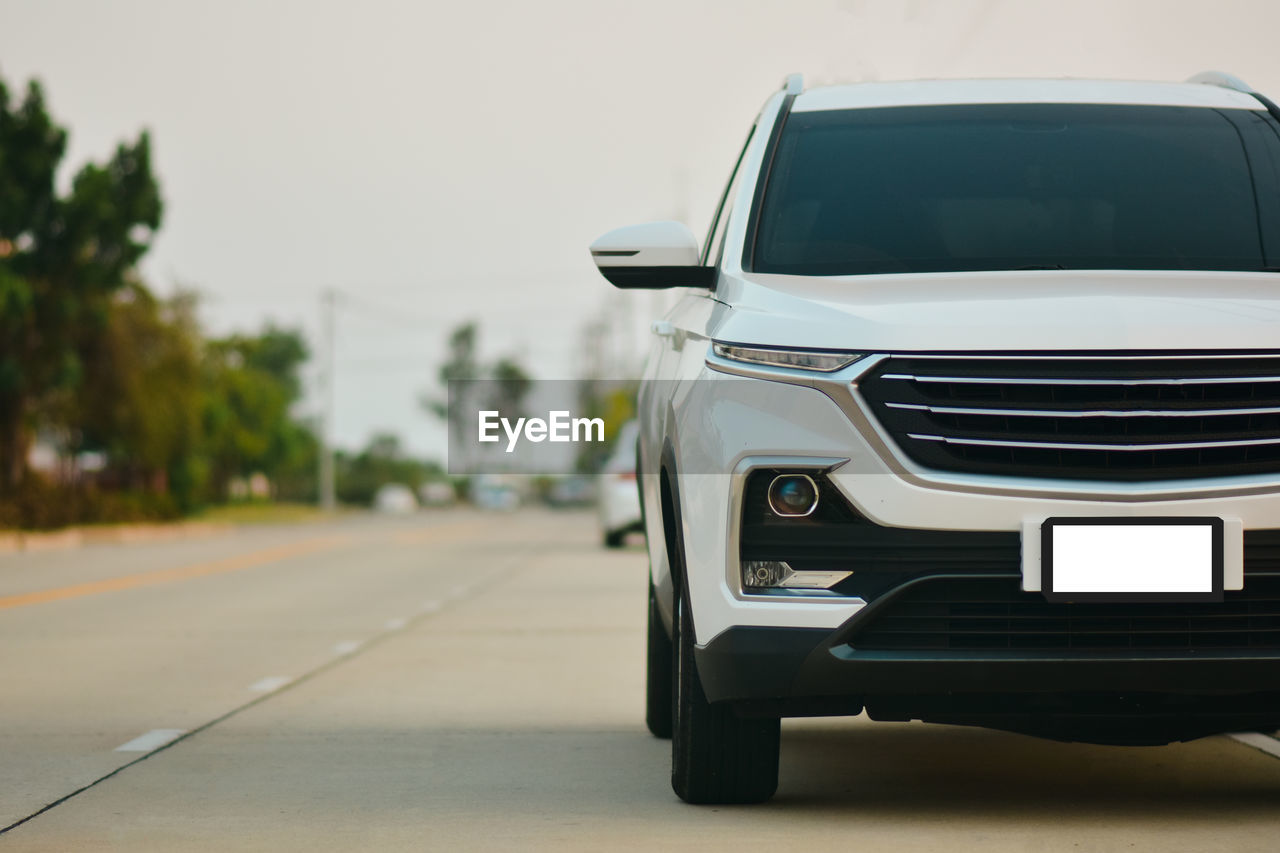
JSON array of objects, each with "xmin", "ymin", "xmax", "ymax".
[
  {"xmin": 115, "ymin": 729, "xmax": 187, "ymax": 753},
  {"xmin": 333, "ymin": 640, "xmax": 363, "ymax": 656},
  {"xmin": 384, "ymin": 617, "xmax": 407, "ymax": 630},
  {"xmin": 249, "ymin": 676, "xmax": 292, "ymax": 693},
  {"xmin": 420, "ymin": 600, "xmax": 442, "ymax": 613},
  {"xmin": 1229, "ymin": 732, "xmax": 1280, "ymax": 759}
]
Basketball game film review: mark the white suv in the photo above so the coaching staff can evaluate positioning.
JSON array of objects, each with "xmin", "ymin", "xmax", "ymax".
[{"xmin": 590, "ymin": 73, "xmax": 1280, "ymax": 804}]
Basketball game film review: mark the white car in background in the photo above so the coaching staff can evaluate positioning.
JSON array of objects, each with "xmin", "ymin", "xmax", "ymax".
[
  {"xmin": 592, "ymin": 72, "xmax": 1280, "ymax": 804},
  {"xmin": 598, "ymin": 420, "xmax": 642, "ymax": 548},
  {"xmin": 373, "ymin": 483, "xmax": 418, "ymax": 514},
  {"xmin": 418, "ymin": 481, "xmax": 457, "ymax": 507}
]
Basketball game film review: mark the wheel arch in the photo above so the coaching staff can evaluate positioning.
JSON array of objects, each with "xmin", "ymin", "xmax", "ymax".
[{"xmin": 652, "ymin": 438, "xmax": 684, "ymax": 637}]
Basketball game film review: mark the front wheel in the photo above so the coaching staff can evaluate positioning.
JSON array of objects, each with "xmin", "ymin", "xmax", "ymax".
[{"xmin": 671, "ymin": 590, "xmax": 779, "ymax": 804}]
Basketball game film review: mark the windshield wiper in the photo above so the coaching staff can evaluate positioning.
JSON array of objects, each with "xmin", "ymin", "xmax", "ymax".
[{"xmin": 1011, "ymin": 264, "xmax": 1066, "ymax": 270}]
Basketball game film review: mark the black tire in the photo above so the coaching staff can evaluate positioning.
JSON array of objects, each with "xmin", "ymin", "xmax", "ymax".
[
  {"xmin": 604, "ymin": 529, "xmax": 626, "ymax": 549},
  {"xmin": 645, "ymin": 579, "xmax": 674, "ymax": 738},
  {"xmin": 671, "ymin": 588, "xmax": 780, "ymax": 804}
]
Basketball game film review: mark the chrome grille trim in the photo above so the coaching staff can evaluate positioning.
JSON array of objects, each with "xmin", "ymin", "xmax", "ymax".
[
  {"xmin": 882, "ymin": 352, "xmax": 1280, "ymax": 361},
  {"xmin": 886, "ymin": 402, "xmax": 1280, "ymax": 419},
  {"xmin": 859, "ymin": 352, "xmax": 1280, "ymax": 482},
  {"xmin": 907, "ymin": 434, "xmax": 1280, "ymax": 452},
  {"xmin": 881, "ymin": 373, "xmax": 1280, "ymax": 387}
]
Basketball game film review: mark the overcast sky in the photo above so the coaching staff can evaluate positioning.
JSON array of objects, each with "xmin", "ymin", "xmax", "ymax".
[{"xmin": 4, "ymin": 0, "xmax": 1280, "ymax": 457}]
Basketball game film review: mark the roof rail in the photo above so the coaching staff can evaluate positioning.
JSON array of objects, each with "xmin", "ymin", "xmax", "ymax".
[
  {"xmin": 1187, "ymin": 71, "xmax": 1254, "ymax": 94},
  {"xmin": 782, "ymin": 73, "xmax": 803, "ymax": 96},
  {"xmin": 1191, "ymin": 70, "xmax": 1280, "ymax": 125}
]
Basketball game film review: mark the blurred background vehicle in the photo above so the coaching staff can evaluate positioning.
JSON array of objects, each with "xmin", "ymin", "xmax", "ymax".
[
  {"xmin": 598, "ymin": 421, "xmax": 641, "ymax": 548},
  {"xmin": 545, "ymin": 475, "xmax": 597, "ymax": 508},
  {"xmin": 373, "ymin": 483, "xmax": 418, "ymax": 514},
  {"xmin": 418, "ymin": 481, "xmax": 458, "ymax": 507},
  {"xmin": 470, "ymin": 475, "xmax": 522, "ymax": 511}
]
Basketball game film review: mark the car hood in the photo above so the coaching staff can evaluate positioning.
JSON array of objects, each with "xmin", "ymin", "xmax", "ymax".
[{"xmin": 712, "ymin": 270, "xmax": 1280, "ymax": 352}]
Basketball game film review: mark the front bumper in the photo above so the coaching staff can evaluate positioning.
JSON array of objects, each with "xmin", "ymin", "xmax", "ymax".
[
  {"xmin": 698, "ymin": 624, "xmax": 1280, "ymax": 703},
  {"xmin": 696, "ymin": 621, "xmax": 1280, "ymax": 743},
  {"xmin": 695, "ymin": 560, "xmax": 1280, "ymax": 743}
]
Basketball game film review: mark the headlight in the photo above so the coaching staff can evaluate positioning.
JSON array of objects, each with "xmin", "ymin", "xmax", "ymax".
[{"xmin": 711, "ymin": 342, "xmax": 863, "ymax": 372}]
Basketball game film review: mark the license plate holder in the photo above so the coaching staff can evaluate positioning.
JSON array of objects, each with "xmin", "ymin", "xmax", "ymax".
[{"xmin": 1042, "ymin": 517, "xmax": 1224, "ymax": 603}]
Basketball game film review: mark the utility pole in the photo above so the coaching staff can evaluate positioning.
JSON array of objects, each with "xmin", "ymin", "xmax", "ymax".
[{"xmin": 318, "ymin": 289, "xmax": 337, "ymax": 511}]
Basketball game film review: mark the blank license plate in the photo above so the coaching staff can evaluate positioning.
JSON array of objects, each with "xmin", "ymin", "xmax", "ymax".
[{"xmin": 1042, "ymin": 517, "xmax": 1224, "ymax": 603}]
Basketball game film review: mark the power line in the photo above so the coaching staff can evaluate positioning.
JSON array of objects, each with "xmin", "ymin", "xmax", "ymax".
[{"xmin": 337, "ymin": 293, "xmax": 453, "ymax": 330}]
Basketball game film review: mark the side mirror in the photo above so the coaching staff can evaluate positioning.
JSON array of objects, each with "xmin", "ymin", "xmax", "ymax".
[{"xmin": 589, "ymin": 221, "xmax": 715, "ymax": 289}]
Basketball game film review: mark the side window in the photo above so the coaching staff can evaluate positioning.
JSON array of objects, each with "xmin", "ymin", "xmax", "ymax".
[{"xmin": 702, "ymin": 127, "xmax": 756, "ymax": 266}]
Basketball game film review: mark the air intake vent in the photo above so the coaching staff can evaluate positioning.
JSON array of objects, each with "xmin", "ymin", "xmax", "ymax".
[
  {"xmin": 849, "ymin": 574, "xmax": 1280, "ymax": 652},
  {"xmin": 858, "ymin": 354, "xmax": 1280, "ymax": 481}
]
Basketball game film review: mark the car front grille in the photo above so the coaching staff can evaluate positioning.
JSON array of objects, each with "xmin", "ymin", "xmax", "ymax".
[
  {"xmin": 857, "ymin": 353, "xmax": 1280, "ymax": 481},
  {"xmin": 848, "ymin": 573, "xmax": 1280, "ymax": 652}
]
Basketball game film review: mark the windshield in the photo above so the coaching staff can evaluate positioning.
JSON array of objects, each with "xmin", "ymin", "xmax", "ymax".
[{"xmin": 751, "ymin": 103, "xmax": 1280, "ymax": 276}]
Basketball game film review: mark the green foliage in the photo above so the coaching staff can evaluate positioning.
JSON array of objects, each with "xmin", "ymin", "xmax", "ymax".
[
  {"xmin": 65, "ymin": 285, "xmax": 206, "ymax": 508},
  {"xmin": 336, "ymin": 432, "xmax": 442, "ymax": 506},
  {"xmin": 574, "ymin": 379, "xmax": 638, "ymax": 473},
  {"xmin": 268, "ymin": 425, "xmax": 319, "ymax": 504},
  {"xmin": 0, "ymin": 272, "xmax": 322, "ymax": 526},
  {"xmin": 486, "ymin": 357, "xmax": 532, "ymax": 418},
  {"xmin": 0, "ymin": 71, "xmax": 163, "ymax": 489},
  {"xmin": 438, "ymin": 323, "xmax": 479, "ymax": 384},
  {"xmin": 65, "ymin": 290, "xmax": 319, "ymax": 512},
  {"xmin": 424, "ymin": 321, "xmax": 479, "ymax": 445},
  {"xmin": 0, "ymin": 477, "xmax": 179, "ymax": 530},
  {"xmin": 0, "ymin": 71, "xmax": 446, "ymax": 528},
  {"xmin": 0, "ymin": 80, "xmax": 66, "ymax": 250},
  {"xmin": 217, "ymin": 326, "xmax": 309, "ymax": 400},
  {"xmin": 423, "ymin": 322, "xmax": 536, "ymax": 461},
  {"xmin": 202, "ymin": 325, "xmax": 313, "ymax": 501}
]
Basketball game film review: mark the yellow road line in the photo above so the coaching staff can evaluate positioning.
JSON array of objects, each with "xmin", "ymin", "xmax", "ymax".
[{"xmin": 0, "ymin": 534, "xmax": 351, "ymax": 611}]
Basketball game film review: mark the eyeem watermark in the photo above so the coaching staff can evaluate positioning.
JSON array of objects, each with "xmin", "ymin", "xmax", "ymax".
[
  {"xmin": 478, "ymin": 410, "xmax": 604, "ymax": 453},
  {"xmin": 445, "ymin": 378, "xmax": 635, "ymax": 474}
]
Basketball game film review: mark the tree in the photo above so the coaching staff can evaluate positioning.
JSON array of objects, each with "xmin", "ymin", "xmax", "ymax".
[
  {"xmin": 69, "ymin": 285, "xmax": 206, "ymax": 508},
  {"xmin": 485, "ymin": 357, "xmax": 532, "ymax": 421},
  {"xmin": 227, "ymin": 326, "xmax": 309, "ymax": 400},
  {"xmin": 424, "ymin": 321, "xmax": 479, "ymax": 445},
  {"xmin": 422, "ymin": 322, "xmax": 536, "ymax": 471},
  {"xmin": 423, "ymin": 322, "xmax": 479, "ymax": 469},
  {"xmin": 335, "ymin": 431, "xmax": 441, "ymax": 506},
  {"xmin": 0, "ymin": 74, "xmax": 162, "ymax": 490},
  {"xmin": 202, "ymin": 326, "xmax": 312, "ymax": 499}
]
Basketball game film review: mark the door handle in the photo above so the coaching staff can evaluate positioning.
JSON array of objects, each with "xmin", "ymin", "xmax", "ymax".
[{"xmin": 651, "ymin": 321, "xmax": 676, "ymax": 338}]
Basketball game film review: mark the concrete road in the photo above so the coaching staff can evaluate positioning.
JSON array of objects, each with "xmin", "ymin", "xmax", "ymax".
[{"xmin": 4, "ymin": 509, "xmax": 1280, "ymax": 851}]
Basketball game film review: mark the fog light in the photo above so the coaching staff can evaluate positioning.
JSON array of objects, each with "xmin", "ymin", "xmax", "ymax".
[
  {"xmin": 767, "ymin": 474, "xmax": 818, "ymax": 517},
  {"xmin": 742, "ymin": 560, "xmax": 852, "ymax": 590},
  {"xmin": 744, "ymin": 560, "xmax": 794, "ymax": 588}
]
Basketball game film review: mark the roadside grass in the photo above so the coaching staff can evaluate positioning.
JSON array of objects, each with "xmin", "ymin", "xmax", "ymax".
[{"xmin": 195, "ymin": 502, "xmax": 339, "ymax": 525}]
